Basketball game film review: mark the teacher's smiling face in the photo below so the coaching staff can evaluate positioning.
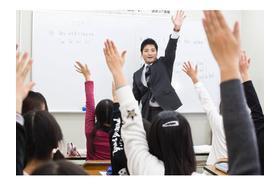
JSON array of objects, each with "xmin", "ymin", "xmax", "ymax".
[{"xmin": 141, "ymin": 44, "xmax": 158, "ymax": 64}]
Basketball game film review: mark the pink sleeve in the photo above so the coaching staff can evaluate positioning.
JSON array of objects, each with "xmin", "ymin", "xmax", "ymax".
[{"xmin": 85, "ymin": 81, "xmax": 95, "ymax": 135}]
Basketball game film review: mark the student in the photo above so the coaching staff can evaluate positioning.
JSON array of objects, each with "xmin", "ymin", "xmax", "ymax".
[
  {"xmin": 16, "ymin": 50, "xmax": 35, "ymax": 175},
  {"xmin": 182, "ymin": 61, "xmax": 227, "ymax": 166},
  {"xmin": 132, "ymin": 11, "xmax": 185, "ymax": 122},
  {"xmin": 23, "ymin": 110, "xmax": 64, "ymax": 175},
  {"xmin": 239, "ymin": 51, "xmax": 264, "ymax": 174},
  {"xmin": 103, "ymin": 40, "xmax": 197, "ymax": 175},
  {"xmin": 31, "ymin": 160, "xmax": 88, "ymax": 175},
  {"xmin": 22, "ymin": 91, "xmax": 49, "ymax": 114},
  {"xmin": 203, "ymin": 10, "xmax": 260, "ymax": 174},
  {"xmin": 75, "ymin": 61, "xmax": 113, "ymax": 160},
  {"xmin": 110, "ymin": 83, "xmax": 151, "ymax": 175}
]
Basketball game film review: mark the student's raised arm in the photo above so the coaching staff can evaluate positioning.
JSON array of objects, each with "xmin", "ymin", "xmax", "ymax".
[
  {"xmin": 103, "ymin": 40, "xmax": 165, "ymax": 174},
  {"xmin": 16, "ymin": 50, "xmax": 35, "ymax": 175},
  {"xmin": 75, "ymin": 61, "xmax": 94, "ymax": 134},
  {"xmin": 239, "ymin": 51, "xmax": 264, "ymax": 174},
  {"xmin": 203, "ymin": 10, "xmax": 260, "ymax": 175}
]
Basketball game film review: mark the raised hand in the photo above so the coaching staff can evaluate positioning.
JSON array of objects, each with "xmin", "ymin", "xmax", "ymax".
[
  {"xmin": 103, "ymin": 39, "xmax": 127, "ymax": 88},
  {"xmin": 182, "ymin": 61, "xmax": 199, "ymax": 84},
  {"xmin": 120, "ymin": 50, "xmax": 127, "ymax": 67},
  {"xmin": 239, "ymin": 51, "xmax": 251, "ymax": 82},
  {"xmin": 172, "ymin": 10, "xmax": 186, "ymax": 31},
  {"xmin": 112, "ymin": 82, "xmax": 118, "ymax": 102},
  {"xmin": 75, "ymin": 61, "xmax": 92, "ymax": 81},
  {"xmin": 203, "ymin": 10, "xmax": 241, "ymax": 81},
  {"xmin": 16, "ymin": 50, "xmax": 35, "ymax": 113}
]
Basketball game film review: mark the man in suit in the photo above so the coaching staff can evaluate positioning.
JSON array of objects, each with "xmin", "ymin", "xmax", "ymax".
[{"xmin": 132, "ymin": 11, "xmax": 185, "ymax": 122}]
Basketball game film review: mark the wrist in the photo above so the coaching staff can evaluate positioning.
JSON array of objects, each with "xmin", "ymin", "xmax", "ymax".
[
  {"xmin": 191, "ymin": 77, "xmax": 199, "ymax": 84},
  {"xmin": 16, "ymin": 99, "xmax": 22, "ymax": 114},
  {"xmin": 85, "ymin": 75, "xmax": 92, "ymax": 81},
  {"xmin": 220, "ymin": 68, "xmax": 241, "ymax": 82},
  {"xmin": 173, "ymin": 26, "xmax": 180, "ymax": 32},
  {"xmin": 241, "ymin": 73, "xmax": 250, "ymax": 83}
]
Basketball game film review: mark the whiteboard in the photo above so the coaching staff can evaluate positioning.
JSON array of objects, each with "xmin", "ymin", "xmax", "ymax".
[{"xmin": 32, "ymin": 11, "xmax": 220, "ymax": 113}]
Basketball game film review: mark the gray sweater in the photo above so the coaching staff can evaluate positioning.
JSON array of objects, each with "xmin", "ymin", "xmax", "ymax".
[{"xmin": 221, "ymin": 79, "xmax": 261, "ymax": 175}]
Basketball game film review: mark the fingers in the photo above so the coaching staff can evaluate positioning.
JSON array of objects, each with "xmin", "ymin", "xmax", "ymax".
[
  {"xmin": 203, "ymin": 11, "xmax": 216, "ymax": 35},
  {"xmin": 85, "ymin": 64, "xmax": 89, "ymax": 71},
  {"xmin": 17, "ymin": 52, "xmax": 30, "ymax": 74},
  {"xmin": 74, "ymin": 65, "xmax": 82, "ymax": 73},
  {"xmin": 233, "ymin": 21, "xmax": 240, "ymax": 42},
  {"xmin": 121, "ymin": 50, "xmax": 127, "ymax": 58},
  {"xmin": 195, "ymin": 64, "xmax": 198, "ymax": 72},
  {"xmin": 22, "ymin": 59, "xmax": 33, "ymax": 78},
  {"xmin": 215, "ymin": 10, "xmax": 229, "ymax": 30}
]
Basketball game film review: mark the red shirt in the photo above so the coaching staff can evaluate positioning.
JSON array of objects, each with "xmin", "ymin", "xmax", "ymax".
[{"xmin": 85, "ymin": 81, "xmax": 110, "ymax": 160}]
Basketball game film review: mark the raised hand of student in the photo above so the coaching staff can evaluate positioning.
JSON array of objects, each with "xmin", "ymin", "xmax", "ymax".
[
  {"xmin": 120, "ymin": 50, "xmax": 127, "ymax": 67},
  {"xmin": 203, "ymin": 10, "xmax": 241, "ymax": 82},
  {"xmin": 103, "ymin": 39, "xmax": 127, "ymax": 88},
  {"xmin": 182, "ymin": 61, "xmax": 199, "ymax": 84},
  {"xmin": 16, "ymin": 51, "xmax": 35, "ymax": 114},
  {"xmin": 75, "ymin": 61, "xmax": 92, "ymax": 81},
  {"xmin": 112, "ymin": 82, "xmax": 118, "ymax": 103},
  {"xmin": 239, "ymin": 51, "xmax": 251, "ymax": 82},
  {"xmin": 172, "ymin": 10, "xmax": 186, "ymax": 31}
]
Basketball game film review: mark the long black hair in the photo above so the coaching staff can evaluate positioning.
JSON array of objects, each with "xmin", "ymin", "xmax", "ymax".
[
  {"xmin": 147, "ymin": 111, "xmax": 196, "ymax": 175},
  {"xmin": 93, "ymin": 99, "xmax": 114, "ymax": 134},
  {"xmin": 23, "ymin": 111, "xmax": 63, "ymax": 166}
]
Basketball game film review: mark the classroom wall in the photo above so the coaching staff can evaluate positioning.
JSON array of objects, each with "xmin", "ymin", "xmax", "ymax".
[
  {"xmin": 16, "ymin": 10, "xmax": 263, "ymax": 151},
  {"xmin": 241, "ymin": 11, "xmax": 264, "ymax": 108}
]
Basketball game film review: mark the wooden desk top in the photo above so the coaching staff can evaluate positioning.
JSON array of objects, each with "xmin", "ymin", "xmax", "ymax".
[
  {"xmin": 83, "ymin": 160, "xmax": 111, "ymax": 175},
  {"xmin": 204, "ymin": 165, "xmax": 228, "ymax": 176}
]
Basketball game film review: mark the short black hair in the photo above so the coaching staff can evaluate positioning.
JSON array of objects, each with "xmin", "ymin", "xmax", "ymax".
[
  {"xmin": 31, "ymin": 160, "xmax": 88, "ymax": 175},
  {"xmin": 140, "ymin": 38, "xmax": 158, "ymax": 53}
]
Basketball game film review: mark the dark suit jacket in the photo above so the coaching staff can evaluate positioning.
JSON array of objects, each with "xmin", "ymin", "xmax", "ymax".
[
  {"xmin": 243, "ymin": 80, "xmax": 264, "ymax": 174},
  {"xmin": 132, "ymin": 36, "xmax": 182, "ymax": 118},
  {"xmin": 16, "ymin": 122, "xmax": 26, "ymax": 175}
]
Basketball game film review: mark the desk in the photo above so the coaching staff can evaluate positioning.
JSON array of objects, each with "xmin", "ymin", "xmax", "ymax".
[
  {"xmin": 83, "ymin": 160, "xmax": 111, "ymax": 175},
  {"xmin": 66, "ymin": 156, "xmax": 86, "ymax": 160},
  {"xmin": 203, "ymin": 165, "xmax": 227, "ymax": 176}
]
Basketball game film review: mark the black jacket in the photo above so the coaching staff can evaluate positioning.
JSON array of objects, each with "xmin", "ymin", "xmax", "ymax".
[
  {"xmin": 132, "ymin": 36, "xmax": 182, "ymax": 119},
  {"xmin": 243, "ymin": 80, "xmax": 264, "ymax": 174}
]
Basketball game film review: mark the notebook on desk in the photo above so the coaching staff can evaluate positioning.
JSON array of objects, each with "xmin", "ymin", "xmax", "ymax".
[{"xmin": 215, "ymin": 162, "xmax": 228, "ymax": 173}]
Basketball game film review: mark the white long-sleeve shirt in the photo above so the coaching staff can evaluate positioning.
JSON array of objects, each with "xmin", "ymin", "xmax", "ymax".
[
  {"xmin": 193, "ymin": 81, "xmax": 228, "ymax": 165},
  {"xmin": 117, "ymin": 85, "xmax": 201, "ymax": 175},
  {"xmin": 117, "ymin": 85, "xmax": 165, "ymax": 175}
]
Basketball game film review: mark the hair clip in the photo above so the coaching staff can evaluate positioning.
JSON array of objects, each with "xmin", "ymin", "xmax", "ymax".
[{"xmin": 162, "ymin": 120, "xmax": 179, "ymax": 128}]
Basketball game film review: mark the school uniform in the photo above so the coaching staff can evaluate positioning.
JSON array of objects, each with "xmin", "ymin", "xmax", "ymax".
[{"xmin": 221, "ymin": 79, "xmax": 261, "ymax": 175}]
